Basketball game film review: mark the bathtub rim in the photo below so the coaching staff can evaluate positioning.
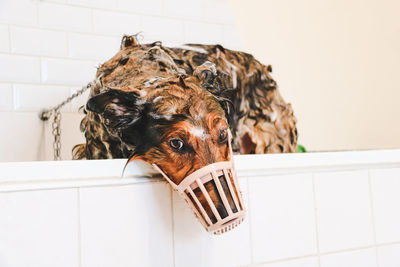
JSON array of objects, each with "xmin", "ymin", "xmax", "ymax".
[{"xmin": 1, "ymin": 149, "xmax": 400, "ymax": 192}]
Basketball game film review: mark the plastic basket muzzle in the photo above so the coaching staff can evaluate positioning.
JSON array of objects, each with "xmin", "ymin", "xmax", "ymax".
[{"xmin": 152, "ymin": 133, "xmax": 245, "ymax": 235}]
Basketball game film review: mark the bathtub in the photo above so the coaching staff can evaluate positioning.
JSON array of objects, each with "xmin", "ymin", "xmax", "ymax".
[{"xmin": 1, "ymin": 150, "xmax": 400, "ymax": 267}]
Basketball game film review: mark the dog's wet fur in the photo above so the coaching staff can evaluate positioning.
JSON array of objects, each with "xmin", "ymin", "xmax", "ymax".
[{"xmin": 73, "ymin": 35, "xmax": 297, "ymax": 213}]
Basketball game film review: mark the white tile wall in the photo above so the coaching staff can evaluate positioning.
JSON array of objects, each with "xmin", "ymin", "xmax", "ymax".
[
  {"xmin": 46, "ymin": 112, "xmax": 87, "ymax": 160},
  {"xmin": 0, "ymin": 112, "xmax": 47, "ymax": 162},
  {"xmin": 184, "ymin": 21, "xmax": 224, "ymax": 44},
  {"xmin": 249, "ymin": 173, "xmax": 317, "ymax": 263},
  {"xmin": 68, "ymin": 0, "xmax": 117, "ymax": 9},
  {"xmin": 0, "ymin": 189, "xmax": 79, "ymax": 267},
  {"xmin": 0, "ymin": 0, "xmax": 241, "ymax": 162},
  {"xmin": 14, "ymin": 84, "xmax": 71, "ymax": 111},
  {"xmin": 92, "ymin": 10, "xmax": 141, "ymax": 36},
  {"xmin": 0, "ymin": 24, "xmax": 9, "ymax": 52},
  {"xmin": 10, "ymin": 26, "xmax": 68, "ymax": 57},
  {"xmin": 164, "ymin": 0, "xmax": 203, "ymax": 21},
  {"xmin": 41, "ymin": 58, "xmax": 97, "ymax": 85},
  {"xmin": 141, "ymin": 16, "xmax": 184, "ymax": 43},
  {"xmin": 370, "ymin": 168, "xmax": 400, "ymax": 244},
  {"xmin": 38, "ymin": 2, "xmax": 92, "ymax": 32},
  {"xmin": 314, "ymin": 170, "xmax": 375, "ymax": 252},
  {"xmin": 0, "ymin": 0, "xmax": 37, "ymax": 25},
  {"xmin": 70, "ymin": 86, "xmax": 91, "ymax": 112},
  {"xmin": 320, "ymin": 248, "xmax": 377, "ymax": 267},
  {"xmin": 173, "ymin": 179, "xmax": 251, "ymax": 267},
  {"xmin": 258, "ymin": 257, "xmax": 319, "ymax": 267},
  {"xmin": 0, "ymin": 83, "xmax": 13, "ymax": 110},
  {"xmin": 204, "ymin": 0, "xmax": 235, "ymax": 25},
  {"xmin": 68, "ymin": 33, "xmax": 120, "ymax": 61},
  {"xmin": 1, "ymin": 163, "xmax": 400, "ymax": 267},
  {"xmin": 117, "ymin": 0, "xmax": 163, "ymax": 16},
  {"xmin": 378, "ymin": 244, "xmax": 400, "ymax": 267},
  {"xmin": 0, "ymin": 54, "xmax": 41, "ymax": 83},
  {"xmin": 79, "ymin": 183, "xmax": 174, "ymax": 267}
]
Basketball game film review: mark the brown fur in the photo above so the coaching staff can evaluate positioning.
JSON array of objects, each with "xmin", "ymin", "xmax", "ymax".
[{"xmin": 73, "ymin": 35, "xmax": 298, "ymax": 186}]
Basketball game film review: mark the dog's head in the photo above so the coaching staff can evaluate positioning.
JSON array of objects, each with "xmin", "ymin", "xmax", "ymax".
[
  {"xmin": 86, "ymin": 36, "xmax": 232, "ymax": 185},
  {"xmin": 86, "ymin": 36, "xmax": 245, "ymax": 232}
]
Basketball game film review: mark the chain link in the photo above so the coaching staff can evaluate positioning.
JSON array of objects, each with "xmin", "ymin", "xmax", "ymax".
[
  {"xmin": 52, "ymin": 111, "xmax": 62, "ymax": 160},
  {"xmin": 39, "ymin": 82, "xmax": 93, "ymax": 160}
]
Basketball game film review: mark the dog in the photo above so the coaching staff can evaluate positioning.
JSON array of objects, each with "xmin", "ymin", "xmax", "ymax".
[{"xmin": 73, "ymin": 35, "xmax": 297, "ymax": 186}]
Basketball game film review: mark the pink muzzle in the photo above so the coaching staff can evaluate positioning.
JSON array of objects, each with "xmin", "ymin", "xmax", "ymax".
[{"xmin": 153, "ymin": 159, "xmax": 246, "ymax": 235}]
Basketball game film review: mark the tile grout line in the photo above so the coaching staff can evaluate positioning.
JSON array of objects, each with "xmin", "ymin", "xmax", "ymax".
[
  {"xmin": 12, "ymin": 84, "xmax": 18, "ymax": 111},
  {"xmin": 169, "ymin": 187, "xmax": 176, "ymax": 267},
  {"xmin": 77, "ymin": 188, "xmax": 82, "ymax": 267},
  {"xmin": 39, "ymin": 56, "xmax": 43, "ymax": 84},
  {"xmin": 367, "ymin": 169, "xmax": 380, "ymax": 267},
  {"xmin": 5, "ymin": 22, "xmax": 127, "ymax": 39},
  {"xmin": 239, "ymin": 253, "xmax": 318, "ymax": 267},
  {"xmin": 0, "ymin": 51, "xmax": 100, "ymax": 63},
  {"xmin": 7, "ymin": 24, "xmax": 11, "ymax": 53},
  {"xmin": 89, "ymin": 8, "xmax": 94, "ymax": 33},
  {"xmin": 35, "ymin": 1, "xmax": 235, "ymax": 27},
  {"xmin": 245, "ymin": 241, "xmax": 400, "ymax": 267},
  {"xmin": 246, "ymin": 177, "xmax": 255, "ymax": 264},
  {"xmin": 66, "ymin": 32, "xmax": 70, "ymax": 58},
  {"xmin": 0, "ymin": 14, "xmax": 234, "ymax": 39},
  {"xmin": 311, "ymin": 173, "xmax": 322, "ymax": 267},
  {"xmin": 36, "ymin": 0, "xmax": 40, "ymax": 25}
]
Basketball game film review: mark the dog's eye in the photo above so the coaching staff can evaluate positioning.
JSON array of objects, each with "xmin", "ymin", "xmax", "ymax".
[
  {"xmin": 169, "ymin": 139, "xmax": 184, "ymax": 151},
  {"xmin": 219, "ymin": 129, "xmax": 228, "ymax": 144}
]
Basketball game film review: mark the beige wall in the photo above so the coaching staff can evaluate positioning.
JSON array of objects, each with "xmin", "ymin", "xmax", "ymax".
[{"xmin": 227, "ymin": 0, "xmax": 400, "ymax": 151}]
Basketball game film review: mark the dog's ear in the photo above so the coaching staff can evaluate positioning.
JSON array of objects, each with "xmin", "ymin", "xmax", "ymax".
[
  {"xmin": 86, "ymin": 90, "xmax": 145, "ymax": 129},
  {"xmin": 120, "ymin": 35, "xmax": 137, "ymax": 49}
]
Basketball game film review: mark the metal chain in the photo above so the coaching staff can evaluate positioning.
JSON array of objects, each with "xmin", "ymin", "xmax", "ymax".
[
  {"xmin": 52, "ymin": 111, "xmax": 62, "ymax": 160},
  {"xmin": 39, "ymin": 82, "xmax": 93, "ymax": 160}
]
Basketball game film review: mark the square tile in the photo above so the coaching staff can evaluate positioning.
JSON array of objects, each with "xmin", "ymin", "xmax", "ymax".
[
  {"xmin": 14, "ymin": 84, "xmax": 71, "ymax": 111},
  {"xmin": 314, "ymin": 170, "xmax": 374, "ymax": 252},
  {"xmin": 378, "ymin": 244, "xmax": 400, "ymax": 267},
  {"xmin": 117, "ymin": 0, "xmax": 163, "ymax": 16},
  {"xmin": 68, "ymin": 0, "xmax": 117, "ymax": 9},
  {"xmin": 10, "ymin": 26, "xmax": 68, "ymax": 57},
  {"xmin": 0, "ymin": 189, "xmax": 79, "ymax": 267},
  {"xmin": 79, "ymin": 183, "xmax": 174, "ymax": 267},
  {"xmin": 68, "ymin": 33, "xmax": 120, "ymax": 61},
  {"xmin": 39, "ymin": 2, "xmax": 91, "ymax": 32},
  {"xmin": 0, "ymin": 54, "xmax": 40, "ymax": 83},
  {"xmin": 370, "ymin": 168, "xmax": 400, "ymax": 243},
  {"xmin": 0, "ymin": 83, "xmax": 13, "ymax": 110},
  {"xmin": 0, "ymin": 24, "xmax": 9, "ymax": 52},
  {"xmin": 0, "ymin": 0, "xmax": 37, "ymax": 25},
  {"xmin": 184, "ymin": 21, "xmax": 224, "ymax": 44},
  {"xmin": 163, "ymin": 0, "xmax": 203, "ymax": 20},
  {"xmin": 204, "ymin": 0, "xmax": 235, "ymax": 25},
  {"xmin": 92, "ymin": 10, "xmax": 141, "ymax": 36},
  {"xmin": 0, "ymin": 112, "xmax": 47, "ymax": 162},
  {"xmin": 249, "ymin": 173, "xmax": 317, "ymax": 262},
  {"xmin": 41, "ymin": 58, "xmax": 97, "ymax": 85},
  {"xmin": 320, "ymin": 248, "xmax": 377, "ymax": 267},
  {"xmin": 259, "ymin": 257, "xmax": 319, "ymax": 267},
  {"xmin": 173, "ymin": 178, "xmax": 251, "ymax": 267},
  {"xmin": 142, "ymin": 16, "xmax": 184, "ymax": 43}
]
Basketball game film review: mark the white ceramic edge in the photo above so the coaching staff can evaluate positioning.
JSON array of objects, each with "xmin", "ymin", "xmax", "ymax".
[{"xmin": 1, "ymin": 149, "xmax": 400, "ymax": 192}]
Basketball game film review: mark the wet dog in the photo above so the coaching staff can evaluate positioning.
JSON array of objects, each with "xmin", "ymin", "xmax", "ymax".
[{"xmin": 73, "ymin": 35, "xmax": 297, "ymax": 187}]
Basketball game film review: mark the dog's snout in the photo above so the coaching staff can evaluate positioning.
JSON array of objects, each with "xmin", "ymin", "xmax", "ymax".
[
  {"xmin": 192, "ymin": 173, "xmax": 239, "ymax": 223},
  {"xmin": 153, "ymin": 156, "xmax": 246, "ymax": 234}
]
